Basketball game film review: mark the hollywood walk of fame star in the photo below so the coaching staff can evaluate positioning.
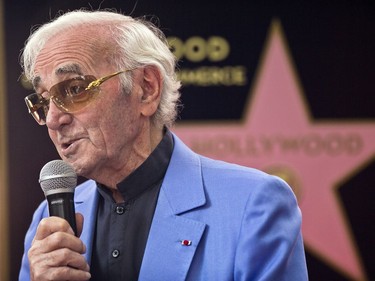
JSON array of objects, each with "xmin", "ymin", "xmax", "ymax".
[{"xmin": 172, "ymin": 20, "xmax": 375, "ymax": 281}]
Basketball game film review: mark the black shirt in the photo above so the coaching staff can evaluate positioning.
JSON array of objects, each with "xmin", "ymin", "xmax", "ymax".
[{"xmin": 90, "ymin": 131, "xmax": 173, "ymax": 281}]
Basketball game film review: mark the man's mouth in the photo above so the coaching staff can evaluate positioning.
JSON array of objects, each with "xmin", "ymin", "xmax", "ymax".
[
  {"xmin": 60, "ymin": 138, "xmax": 81, "ymax": 154},
  {"xmin": 61, "ymin": 142, "xmax": 73, "ymax": 150}
]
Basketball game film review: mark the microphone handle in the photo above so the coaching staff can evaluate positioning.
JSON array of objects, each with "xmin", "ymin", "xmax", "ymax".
[{"xmin": 46, "ymin": 192, "xmax": 77, "ymax": 236}]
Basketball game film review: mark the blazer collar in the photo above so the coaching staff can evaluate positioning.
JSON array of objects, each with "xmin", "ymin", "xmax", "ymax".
[{"xmin": 161, "ymin": 133, "xmax": 206, "ymax": 214}]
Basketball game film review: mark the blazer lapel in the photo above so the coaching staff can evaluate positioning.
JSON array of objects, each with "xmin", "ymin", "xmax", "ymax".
[
  {"xmin": 73, "ymin": 180, "xmax": 99, "ymax": 265},
  {"xmin": 139, "ymin": 134, "xmax": 207, "ymax": 281}
]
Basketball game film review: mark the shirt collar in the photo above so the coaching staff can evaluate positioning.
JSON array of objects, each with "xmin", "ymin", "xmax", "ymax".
[{"xmin": 97, "ymin": 129, "xmax": 173, "ymax": 202}]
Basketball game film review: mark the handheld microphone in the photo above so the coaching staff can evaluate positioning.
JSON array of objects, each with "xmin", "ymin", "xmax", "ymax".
[{"xmin": 39, "ymin": 160, "xmax": 78, "ymax": 236}]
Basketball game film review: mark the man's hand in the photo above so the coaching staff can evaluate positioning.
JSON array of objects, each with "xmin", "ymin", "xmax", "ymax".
[{"xmin": 28, "ymin": 213, "xmax": 91, "ymax": 281}]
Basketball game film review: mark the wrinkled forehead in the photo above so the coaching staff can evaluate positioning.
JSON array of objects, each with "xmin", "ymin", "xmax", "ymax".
[{"xmin": 32, "ymin": 26, "xmax": 115, "ymax": 88}]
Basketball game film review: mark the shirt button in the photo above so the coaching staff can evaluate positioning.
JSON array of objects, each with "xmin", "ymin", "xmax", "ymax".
[
  {"xmin": 112, "ymin": 249, "xmax": 120, "ymax": 258},
  {"xmin": 116, "ymin": 206, "xmax": 125, "ymax": 215}
]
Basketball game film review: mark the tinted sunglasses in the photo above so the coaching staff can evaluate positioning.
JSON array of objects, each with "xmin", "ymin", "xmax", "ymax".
[{"xmin": 24, "ymin": 70, "xmax": 131, "ymax": 125}]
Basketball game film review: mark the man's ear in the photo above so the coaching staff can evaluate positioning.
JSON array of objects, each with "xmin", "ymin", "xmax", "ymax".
[{"xmin": 140, "ymin": 66, "xmax": 162, "ymax": 117}]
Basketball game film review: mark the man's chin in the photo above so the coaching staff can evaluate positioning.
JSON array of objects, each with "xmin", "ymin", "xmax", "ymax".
[{"xmin": 60, "ymin": 157, "xmax": 85, "ymax": 176}]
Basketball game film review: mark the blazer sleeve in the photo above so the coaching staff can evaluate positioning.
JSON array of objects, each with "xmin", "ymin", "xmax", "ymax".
[
  {"xmin": 234, "ymin": 175, "xmax": 308, "ymax": 281},
  {"xmin": 18, "ymin": 200, "xmax": 49, "ymax": 281}
]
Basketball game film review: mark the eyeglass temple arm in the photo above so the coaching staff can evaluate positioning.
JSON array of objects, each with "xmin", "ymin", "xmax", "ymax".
[{"xmin": 85, "ymin": 70, "xmax": 129, "ymax": 90}]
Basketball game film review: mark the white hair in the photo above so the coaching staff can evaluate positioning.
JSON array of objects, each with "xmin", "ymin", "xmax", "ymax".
[{"xmin": 21, "ymin": 9, "xmax": 181, "ymax": 128}]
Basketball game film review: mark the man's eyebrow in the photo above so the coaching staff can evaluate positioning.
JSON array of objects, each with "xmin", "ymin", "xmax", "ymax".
[
  {"xmin": 55, "ymin": 64, "xmax": 83, "ymax": 76},
  {"xmin": 32, "ymin": 64, "xmax": 84, "ymax": 89}
]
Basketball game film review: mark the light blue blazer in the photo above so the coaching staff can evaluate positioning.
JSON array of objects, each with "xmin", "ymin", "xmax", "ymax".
[{"xmin": 19, "ymin": 133, "xmax": 308, "ymax": 280}]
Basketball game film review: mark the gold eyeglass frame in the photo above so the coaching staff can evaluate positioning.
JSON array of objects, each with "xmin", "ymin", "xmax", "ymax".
[{"xmin": 24, "ymin": 69, "xmax": 131, "ymax": 125}]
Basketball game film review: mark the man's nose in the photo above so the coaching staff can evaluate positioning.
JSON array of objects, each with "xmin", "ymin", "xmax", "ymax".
[{"xmin": 45, "ymin": 100, "xmax": 73, "ymax": 129}]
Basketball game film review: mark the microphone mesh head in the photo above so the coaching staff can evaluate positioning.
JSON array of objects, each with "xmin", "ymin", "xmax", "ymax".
[{"xmin": 39, "ymin": 160, "xmax": 77, "ymax": 195}]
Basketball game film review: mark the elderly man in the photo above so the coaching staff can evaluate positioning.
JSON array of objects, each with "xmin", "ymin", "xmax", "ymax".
[{"xmin": 19, "ymin": 9, "xmax": 308, "ymax": 281}]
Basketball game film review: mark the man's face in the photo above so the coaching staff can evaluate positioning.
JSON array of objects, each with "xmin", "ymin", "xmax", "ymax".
[{"xmin": 32, "ymin": 28, "xmax": 148, "ymax": 181}]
